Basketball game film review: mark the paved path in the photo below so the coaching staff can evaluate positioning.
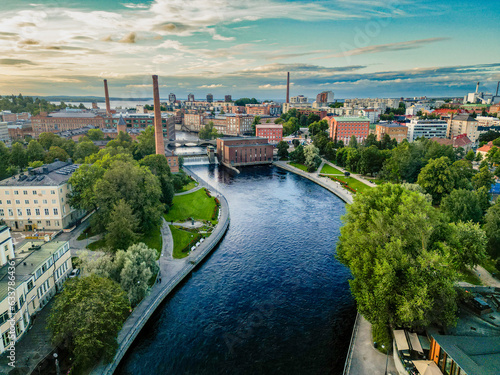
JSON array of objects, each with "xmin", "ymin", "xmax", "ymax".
[
  {"xmin": 171, "ymin": 220, "xmax": 205, "ymax": 229},
  {"xmin": 344, "ymin": 314, "xmax": 397, "ymax": 375},
  {"xmin": 91, "ymin": 178, "xmax": 230, "ymax": 375},
  {"xmin": 474, "ymin": 265, "xmax": 500, "ymax": 288},
  {"xmin": 274, "ymin": 160, "xmax": 354, "ymax": 204},
  {"xmin": 323, "ymin": 160, "xmax": 378, "ymax": 188},
  {"xmin": 174, "ymin": 185, "xmax": 202, "ymax": 196}
]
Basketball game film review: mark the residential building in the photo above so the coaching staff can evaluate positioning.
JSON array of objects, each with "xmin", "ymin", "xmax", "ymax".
[
  {"xmin": 406, "ymin": 103, "xmax": 431, "ymax": 116},
  {"xmin": 316, "ymin": 91, "xmax": 335, "ymax": 104},
  {"xmin": 245, "ymin": 104, "xmax": 282, "ymax": 117},
  {"xmin": 0, "ymin": 226, "xmax": 15, "ymax": 265},
  {"xmin": 216, "ymin": 137, "xmax": 273, "ymax": 167},
  {"xmin": 255, "ymin": 124, "xmax": 283, "ymax": 144},
  {"xmin": 328, "ymin": 116, "xmax": 370, "ymax": 145},
  {"xmin": 0, "ymin": 122, "xmax": 10, "ymax": 147},
  {"xmin": 375, "ymin": 123, "xmax": 408, "ymax": 143},
  {"xmin": 0, "ymin": 112, "xmax": 30, "ymax": 122},
  {"xmin": 7, "ymin": 120, "xmax": 33, "ymax": 141},
  {"xmin": 297, "ymin": 109, "xmax": 328, "ymax": 120},
  {"xmin": 206, "ymin": 94, "xmax": 213, "ymax": 103},
  {"xmin": 447, "ymin": 113, "xmax": 479, "ymax": 145},
  {"xmin": 476, "ymin": 141, "xmax": 495, "ymax": 159},
  {"xmin": 224, "ymin": 95, "xmax": 232, "ymax": 102},
  {"xmin": 104, "ymin": 113, "xmax": 175, "ymax": 141},
  {"xmin": 432, "ymin": 134, "xmax": 473, "ymax": 152},
  {"xmin": 206, "ymin": 114, "xmax": 253, "ymax": 136},
  {"xmin": 361, "ymin": 108, "xmax": 382, "ymax": 123},
  {"xmin": 166, "ymin": 155, "xmax": 179, "ymax": 173},
  {"xmin": 290, "ymin": 95, "xmax": 308, "ymax": 104},
  {"xmin": 0, "ymin": 236, "xmax": 72, "ymax": 354},
  {"xmin": 407, "ymin": 119, "xmax": 448, "ymax": 142},
  {"xmin": 187, "ymin": 93, "xmax": 195, "ymax": 102},
  {"xmin": 0, "ymin": 161, "xmax": 86, "ymax": 231},
  {"xmin": 168, "ymin": 93, "xmax": 176, "ymax": 103},
  {"xmin": 183, "ymin": 113, "xmax": 206, "ymax": 132}
]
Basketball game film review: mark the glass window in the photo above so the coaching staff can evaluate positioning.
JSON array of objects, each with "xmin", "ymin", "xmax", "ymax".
[
  {"xmin": 26, "ymin": 209, "xmax": 31, "ymax": 216},
  {"xmin": 14, "ymin": 191, "xmax": 18, "ymax": 195},
  {"xmin": 44, "ymin": 209, "xmax": 49, "ymax": 215},
  {"xmin": 17, "ymin": 209, "xmax": 22, "ymax": 216},
  {"xmin": 15, "ymin": 200, "xmax": 20, "ymax": 204},
  {"xmin": 35, "ymin": 209, "xmax": 40, "ymax": 216},
  {"xmin": 23, "ymin": 191, "xmax": 28, "ymax": 195},
  {"xmin": 25, "ymin": 200, "xmax": 29, "ymax": 204},
  {"xmin": 32, "ymin": 190, "xmax": 37, "ymax": 195},
  {"xmin": 51, "ymin": 190, "xmax": 55, "ymax": 195},
  {"xmin": 34, "ymin": 200, "xmax": 38, "ymax": 204},
  {"xmin": 53, "ymin": 208, "xmax": 58, "ymax": 215},
  {"xmin": 438, "ymin": 349, "xmax": 446, "ymax": 372},
  {"xmin": 6, "ymin": 200, "xmax": 10, "ymax": 204}
]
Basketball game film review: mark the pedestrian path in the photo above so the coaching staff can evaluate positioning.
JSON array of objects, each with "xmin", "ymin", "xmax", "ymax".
[
  {"xmin": 323, "ymin": 160, "xmax": 378, "ymax": 187},
  {"xmin": 174, "ymin": 185, "xmax": 203, "ymax": 196}
]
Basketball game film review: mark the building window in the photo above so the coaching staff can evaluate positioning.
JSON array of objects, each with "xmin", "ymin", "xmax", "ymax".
[
  {"xmin": 17, "ymin": 209, "xmax": 22, "ymax": 216},
  {"xmin": 2, "ymin": 331, "xmax": 10, "ymax": 348},
  {"xmin": 6, "ymin": 200, "xmax": 10, "ymax": 205},
  {"xmin": 43, "ymin": 200, "xmax": 47, "ymax": 204},
  {"xmin": 14, "ymin": 191, "xmax": 18, "ymax": 195},
  {"xmin": 0, "ymin": 209, "xmax": 3, "ymax": 216},
  {"xmin": 46, "ymin": 220, "xmax": 50, "ymax": 226},
  {"xmin": 34, "ymin": 200, "xmax": 38, "ymax": 204},
  {"xmin": 5, "ymin": 191, "xmax": 9, "ymax": 195},
  {"xmin": 26, "ymin": 209, "xmax": 31, "ymax": 216},
  {"xmin": 32, "ymin": 190, "xmax": 37, "ymax": 195},
  {"xmin": 23, "ymin": 191, "xmax": 28, "ymax": 195},
  {"xmin": 15, "ymin": 200, "xmax": 20, "ymax": 205},
  {"xmin": 53, "ymin": 208, "xmax": 58, "ymax": 215},
  {"xmin": 8, "ymin": 209, "xmax": 13, "ymax": 216},
  {"xmin": 24, "ymin": 200, "xmax": 29, "ymax": 204},
  {"xmin": 44, "ymin": 209, "xmax": 49, "ymax": 215},
  {"xmin": 51, "ymin": 190, "xmax": 55, "ymax": 195}
]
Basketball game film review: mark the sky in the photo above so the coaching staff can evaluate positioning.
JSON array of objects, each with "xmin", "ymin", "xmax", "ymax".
[{"xmin": 1, "ymin": 0, "xmax": 500, "ymax": 100}]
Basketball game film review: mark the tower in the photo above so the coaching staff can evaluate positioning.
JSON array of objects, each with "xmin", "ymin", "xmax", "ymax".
[
  {"xmin": 152, "ymin": 75, "xmax": 165, "ymax": 156},
  {"xmin": 103, "ymin": 79, "xmax": 111, "ymax": 115},
  {"xmin": 286, "ymin": 72, "xmax": 290, "ymax": 104}
]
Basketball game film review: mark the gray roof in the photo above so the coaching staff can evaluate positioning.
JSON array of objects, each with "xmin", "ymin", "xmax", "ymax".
[
  {"xmin": 118, "ymin": 115, "xmax": 126, "ymax": 126},
  {"xmin": 378, "ymin": 123, "xmax": 407, "ymax": 128},
  {"xmin": 0, "ymin": 161, "xmax": 79, "ymax": 187},
  {"xmin": 431, "ymin": 334, "xmax": 500, "ymax": 375},
  {"xmin": 220, "ymin": 137, "xmax": 266, "ymax": 141},
  {"xmin": 0, "ymin": 240, "xmax": 67, "ymax": 303},
  {"xmin": 48, "ymin": 112, "xmax": 102, "ymax": 118},
  {"xmin": 226, "ymin": 143, "xmax": 272, "ymax": 148},
  {"xmin": 453, "ymin": 114, "xmax": 477, "ymax": 122}
]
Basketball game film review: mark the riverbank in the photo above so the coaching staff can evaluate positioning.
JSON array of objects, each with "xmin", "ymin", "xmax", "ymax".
[{"xmin": 90, "ymin": 171, "xmax": 230, "ymax": 375}]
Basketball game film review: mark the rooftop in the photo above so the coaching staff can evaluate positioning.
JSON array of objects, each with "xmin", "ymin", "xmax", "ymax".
[
  {"xmin": 45, "ymin": 112, "xmax": 102, "ymax": 118},
  {"xmin": 255, "ymin": 124, "xmax": 283, "ymax": 129},
  {"xmin": 226, "ymin": 143, "xmax": 272, "ymax": 148},
  {"xmin": 452, "ymin": 114, "xmax": 477, "ymax": 122},
  {"xmin": 0, "ymin": 240, "xmax": 66, "ymax": 303},
  {"xmin": 0, "ymin": 160, "xmax": 79, "ymax": 187},
  {"xmin": 219, "ymin": 136, "xmax": 266, "ymax": 141},
  {"xmin": 333, "ymin": 116, "xmax": 370, "ymax": 122},
  {"xmin": 378, "ymin": 122, "xmax": 407, "ymax": 128}
]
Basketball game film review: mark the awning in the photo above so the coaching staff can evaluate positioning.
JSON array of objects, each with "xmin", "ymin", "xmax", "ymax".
[
  {"xmin": 413, "ymin": 360, "xmax": 443, "ymax": 375},
  {"xmin": 408, "ymin": 332, "xmax": 424, "ymax": 354},
  {"xmin": 393, "ymin": 330, "xmax": 409, "ymax": 351}
]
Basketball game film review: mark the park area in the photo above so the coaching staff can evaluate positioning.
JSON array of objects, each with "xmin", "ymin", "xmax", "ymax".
[{"xmin": 320, "ymin": 164, "xmax": 343, "ymax": 175}]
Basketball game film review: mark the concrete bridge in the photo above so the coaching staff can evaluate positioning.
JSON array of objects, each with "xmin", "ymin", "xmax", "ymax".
[{"xmin": 165, "ymin": 139, "xmax": 216, "ymax": 148}]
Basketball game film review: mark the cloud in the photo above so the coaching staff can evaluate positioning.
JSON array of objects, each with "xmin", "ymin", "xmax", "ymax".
[
  {"xmin": 237, "ymin": 63, "xmax": 366, "ymax": 75},
  {"xmin": 0, "ymin": 58, "xmax": 36, "ymax": 66},
  {"xmin": 122, "ymin": 3, "xmax": 149, "ymax": 9},
  {"xmin": 198, "ymin": 84, "xmax": 225, "ymax": 88},
  {"xmin": 320, "ymin": 37, "xmax": 450, "ymax": 59},
  {"xmin": 258, "ymin": 83, "xmax": 292, "ymax": 90},
  {"xmin": 119, "ymin": 32, "xmax": 137, "ymax": 44}
]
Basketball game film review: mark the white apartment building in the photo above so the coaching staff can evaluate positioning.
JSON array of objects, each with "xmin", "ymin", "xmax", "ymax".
[
  {"xmin": 0, "ymin": 232, "xmax": 72, "ymax": 354},
  {"xmin": 407, "ymin": 119, "xmax": 448, "ymax": 142},
  {"xmin": 0, "ymin": 122, "xmax": 10, "ymax": 147},
  {"xmin": 406, "ymin": 104, "xmax": 431, "ymax": 116},
  {"xmin": 0, "ymin": 161, "xmax": 86, "ymax": 231},
  {"xmin": 447, "ymin": 114, "xmax": 479, "ymax": 145}
]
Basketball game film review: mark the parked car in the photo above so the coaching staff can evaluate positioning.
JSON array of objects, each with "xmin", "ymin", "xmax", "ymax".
[{"xmin": 69, "ymin": 268, "xmax": 80, "ymax": 278}]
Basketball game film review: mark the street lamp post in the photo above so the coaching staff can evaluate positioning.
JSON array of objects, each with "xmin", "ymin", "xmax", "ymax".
[{"xmin": 53, "ymin": 353, "xmax": 60, "ymax": 375}]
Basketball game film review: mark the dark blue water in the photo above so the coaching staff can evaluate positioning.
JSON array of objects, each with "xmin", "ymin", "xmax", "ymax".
[{"xmin": 117, "ymin": 165, "xmax": 355, "ymax": 375}]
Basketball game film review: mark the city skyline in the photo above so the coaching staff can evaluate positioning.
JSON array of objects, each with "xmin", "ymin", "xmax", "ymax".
[{"xmin": 1, "ymin": 0, "xmax": 500, "ymax": 98}]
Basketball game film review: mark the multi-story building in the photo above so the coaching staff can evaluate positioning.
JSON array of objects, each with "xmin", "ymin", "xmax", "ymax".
[
  {"xmin": 0, "ymin": 161, "xmax": 86, "ymax": 231},
  {"xmin": 245, "ymin": 104, "xmax": 282, "ymax": 117},
  {"xmin": 0, "ymin": 226, "xmax": 15, "ymax": 264},
  {"xmin": 375, "ymin": 123, "xmax": 408, "ymax": 143},
  {"xmin": 297, "ymin": 109, "xmax": 328, "ymax": 120},
  {"xmin": 187, "ymin": 94, "xmax": 195, "ymax": 102},
  {"xmin": 407, "ymin": 119, "xmax": 448, "ymax": 142},
  {"xmin": 447, "ymin": 113, "xmax": 479, "ymax": 145},
  {"xmin": 104, "ymin": 113, "xmax": 175, "ymax": 141},
  {"xmin": 255, "ymin": 124, "xmax": 283, "ymax": 144},
  {"xmin": 361, "ymin": 108, "xmax": 382, "ymax": 123},
  {"xmin": 0, "ymin": 234, "xmax": 72, "ymax": 354},
  {"xmin": 7, "ymin": 120, "xmax": 33, "ymax": 142},
  {"xmin": 168, "ymin": 93, "xmax": 176, "ymax": 103},
  {"xmin": 328, "ymin": 116, "xmax": 370, "ymax": 145},
  {"xmin": 290, "ymin": 95, "xmax": 308, "ymax": 104},
  {"xmin": 183, "ymin": 113, "xmax": 206, "ymax": 132},
  {"xmin": 216, "ymin": 137, "xmax": 273, "ymax": 167},
  {"xmin": 206, "ymin": 94, "xmax": 213, "ymax": 103},
  {"xmin": 0, "ymin": 122, "xmax": 10, "ymax": 147},
  {"xmin": 31, "ymin": 111, "xmax": 106, "ymax": 137},
  {"xmin": 0, "ymin": 112, "xmax": 30, "ymax": 122},
  {"xmin": 206, "ymin": 114, "xmax": 253, "ymax": 136},
  {"xmin": 316, "ymin": 91, "xmax": 335, "ymax": 104},
  {"xmin": 224, "ymin": 95, "xmax": 232, "ymax": 102}
]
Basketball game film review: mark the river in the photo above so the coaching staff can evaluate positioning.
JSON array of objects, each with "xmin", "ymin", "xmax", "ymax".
[{"xmin": 117, "ymin": 165, "xmax": 355, "ymax": 375}]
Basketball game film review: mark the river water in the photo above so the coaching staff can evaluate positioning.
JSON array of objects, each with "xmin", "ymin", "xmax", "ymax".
[{"xmin": 117, "ymin": 165, "xmax": 355, "ymax": 375}]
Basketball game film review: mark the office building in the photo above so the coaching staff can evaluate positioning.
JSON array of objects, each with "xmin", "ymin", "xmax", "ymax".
[
  {"xmin": 206, "ymin": 94, "xmax": 213, "ymax": 103},
  {"xmin": 216, "ymin": 137, "xmax": 273, "ymax": 168},
  {"xmin": 407, "ymin": 119, "xmax": 448, "ymax": 142},
  {"xmin": 375, "ymin": 123, "xmax": 408, "ymax": 143},
  {"xmin": 316, "ymin": 91, "xmax": 335, "ymax": 104},
  {"xmin": 447, "ymin": 114, "xmax": 479, "ymax": 145},
  {"xmin": 255, "ymin": 124, "xmax": 283, "ymax": 144},
  {"xmin": 168, "ymin": 93, "xmax": 176, "ymax": 103},
  {"xmin": 187, "ymin": 93, "xmax": 195, "ymax": 102},
  {"xmin": 328, "ymin": 116, "xmax": 370, "ymax": 145}
]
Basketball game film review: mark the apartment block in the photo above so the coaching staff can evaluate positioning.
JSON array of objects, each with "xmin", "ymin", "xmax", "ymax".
[
  {"xmin": 0, "ymin": 161, "xmax": 86, "ymax": 231},
  {"xmin": 447, "ymin": 114, "xmax": 479, "ymax": 145},
  {"xmin": 407, "ymin": 119, "xmax": 448, "ymax": 142},
  {"xmin": 328, "ymin": 116, "xmax": 370, "ymax": 145},
  {"xmin": 0, "ymin": 122, "xmax": 10, "ymax": 147},
  {"xmin": 375, "ymin": 123, "xmax": 408, "ymax": 143},
  {"xmin": 0, "ymin": 233, "xmax": 72, "ymax": 354}
]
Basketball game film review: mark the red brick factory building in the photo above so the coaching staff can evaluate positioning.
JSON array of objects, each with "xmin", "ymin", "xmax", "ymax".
[
  {"xmin": 217, "ymin": 137, "xmax": 273, "ymax": 168},
  {"xmin": 255, "ymin": 124, "xmax": 283, "ymax": 144}
]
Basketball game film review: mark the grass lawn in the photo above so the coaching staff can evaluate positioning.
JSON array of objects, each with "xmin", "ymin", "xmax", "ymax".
[
  {"xmin": 170, "ymin": 226, "xmax": 199, "ymax": 259},
  {"xmin": 77, "ymin": 226, "xmax": 100, "ymax": 241},
  {"xmin": 179, "ymin": 179, "xmax": 198, "ymax": 192},
  {"xmin": 482, "ymin": 258, "xmax": 500, "ymax": 280},
  {"xmin": 164, "ymin": 188, "xmax": 217, "ymax": 223},
  {"xmin": 320, "ymin": 164, "xmax": 343, "ymax": 175},
  {"xmin": 460, "ymin": 269, "xmax": 482, "ymax": 285},
  {"xmin": 139, "ymin": 225, "xmax": 162, "ymax": 258},
  {"xmin": 87, "ymin": 237, "xmax": 106, "ymax": 251},
  {"xmin": 335, "ymin": 176, "xmax": 372, "ymax": 194},
  {"xmin": 289, "ymin": 162, "xmax": 308, "ymax": 172}
]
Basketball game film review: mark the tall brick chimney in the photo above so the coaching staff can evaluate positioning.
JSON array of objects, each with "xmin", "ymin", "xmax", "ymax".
[
  {"xmin": 286, "ymin": 72, "xmax": 290, "ymax": 104},
  {"xmin": 152, "ymin": 75, "xmax": 165, "ymax": 155},
  {"xmin": 104, "ymin": 79, "xmax": 111, "ymax": 115}
]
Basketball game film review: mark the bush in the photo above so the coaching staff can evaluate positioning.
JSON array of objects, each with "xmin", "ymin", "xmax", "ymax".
[
  {"xmin": 372, "ymin": 322, "xmax": 392, "ymax": 354},
  {"xmin": 214, "ymin": 197, "xmax": 220, "ymax": 206},
  {"xmin": 211, "ymin": 205, "xmax": 219, "ymax": 220},
  {"xmin": 205, "ymin": 188, "xmax": 212, "ymax": 198},
  {"xmin": 181, "ymin": 233, "xmax": 202, "ymax": 253}
]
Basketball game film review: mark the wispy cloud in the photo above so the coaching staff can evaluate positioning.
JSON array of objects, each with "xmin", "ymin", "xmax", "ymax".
[
  {"xmin": 0, "ymin": 58, "xmax": 36, "ymax": 66},
  {"xmin": 198, "ymin": 84, "xmax": 225, "ymax": 88}
]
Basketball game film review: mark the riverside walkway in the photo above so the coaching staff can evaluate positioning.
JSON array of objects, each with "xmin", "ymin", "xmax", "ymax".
[{"xmin": 91, "ymin": 171, "xmax": 230, "ymax": 375}]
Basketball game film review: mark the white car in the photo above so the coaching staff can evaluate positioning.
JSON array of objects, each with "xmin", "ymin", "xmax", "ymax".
[{"xmin": 69, "ymin": 268, "xmax": 80, "ymax": 278}]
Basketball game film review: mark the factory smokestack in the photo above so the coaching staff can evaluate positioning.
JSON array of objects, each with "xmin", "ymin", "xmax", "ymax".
[
  {"xmin": 476, "ymin": 82, "xmax": 480, "ymax": 94},
  {"xmin": 286, "ymin": 72, "xmax": 290, "ymax": 104},
  {"xmin": 496, "ymin": 81, "xmax": 499, "ymax": 96},
  {"xmin": 152, "ymin": 75, "xmax": 165, "ymax": 156},
  {"xmin": 104, "ymin": 79, "xmax": 111, "ymax": 115}
]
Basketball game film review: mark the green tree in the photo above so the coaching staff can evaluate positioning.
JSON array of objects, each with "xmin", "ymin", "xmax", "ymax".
[
  {"xmin": 0, "ymin": 142, "xmax": 11, "ymax": 179},
  {"xmin": 472, "ymin": 166, "xmax": 495, "ymax": 191},
  {"xmin": 114, "ymin": 243, "xmax": 159, "ymax": 306},
  {"xmin": 27, "ymin": 140, "xmax": 45, "ymax": 162},
  {"xmin": 10, "ymin": 142, "xmax": 28, "ymax": 169},
  {"xmin": 198, "ymin": 121, "xmax": 220, "ymax": 140},
  {"xmin": 337, "ymin": 184, "xmax": 458, "ymax": 329},
  {"xmin": 358, "ymin": 146, "xmax": 385, "ymax": 176},
  {"xmin": 349, "ymin": 135, "xmax": 358, "ymax": 148},
  {"xmin": 47, "ymin": 275, "xmax": 129, "ymax": 370},
  {"xmin": 105, "ymin": 200, "xmax": 140, "ymax": 251},
  {"xmin": 44, "ymin": 146, "xmax": 69, "ymax": 163},
  {"xmin": 134, "ymin": 126, "xmax": 156, "ymax": 159},
  {"xmin": 277, "ymin": 140, "xmax": 289, "ymax": 158},
  {"xmin": 324, "ymin": 142, "xmax": 336, "ymax": 161},
  {"xmin": 484, "ymin": 202, "xmax": 500, "ymax": 260},
  {"xmin": 139, "ymin": 154, "xmax": 174, "ymax": 207},
  {"xmin": 289, "ymin": 144, "xmax": 305, "ymax": 164},
  {"xmin": 252, "ymin": 116, "xmax": 261, "ymax": 133},
  {"xmin": 441, "ymin": 189, "xmax": 484, "ymax": 223},
  {"xmin": 308, "ymin": 120, "xmax": 328, "ymax": 136},
  {"xmin": 304, "ymin": 144, "xmax": 321, "ymax": 172},
  {"xmin": 38, "ymin": 132, "xmax": 63, "ymax": 150},
  {"xmin": 417, "ymin": 157, "xmax": 456, "ymax": 204},
  {"xmin": 447, "ymin": 221, "xmax": 487, "ymax": 272},
  {"xmin": 74, "ymin": 141, "xmax": 99, "ymax": 162},
  {"xmin": 451, "ymin": 159, "xmax": 475, "ymax": 190},
  {"xmin": 87, "ymin": 128, "xmax": 104, "ymax": 141},
  {"xmin": 464, "ymin": 149, "xmax": 475, "ymax": 161}
]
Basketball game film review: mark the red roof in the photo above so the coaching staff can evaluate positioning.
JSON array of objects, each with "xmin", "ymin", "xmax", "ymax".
[{"xmin": 477, "ymin": 141, "xmax": 494, "ymax": 153}]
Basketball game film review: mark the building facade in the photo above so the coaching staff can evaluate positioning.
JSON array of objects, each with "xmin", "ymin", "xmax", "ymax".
[
  {"xmin": 255, "ymin": 124, "xmax": 283, "ymax": 144},
  {"xmin": 407, "ymin": 119, "xmax": 448, "ymax": 142},
  {"xmin": 0, "ymin": 236, "xmax": 72, "ymax": 354},
  {"xmin": 316, "ymin": 91, "xmax": 335, "ymax": 104},
  {"xmin": 328, "ymin": 116, "xmax": 370, "ymax": 145},
  {"xmin": 206, "ymin": 114, "xmax": 253, "ymax": 136},
  {"xmin": 447, "ymin": 114, "xmax": 479, "ymax": 145},
  {"xmin": 0, "ymin": 122, "xmax": 10, "ymax": 147},
  {"xmin": 183, "ymin": 113, "xmax": 206, "ymax": 131},
  {"xmin": 216, "ymin": 137, "xmax": 273, "ymax": 167},
  {"xmin": 0, "ymin": 161, "xmax": 86, "ymax": 231},
  {"xmin": 206, "ymin": 94, "xmax": 213, "ymax": 103},
  {"xmin": 375, "ymin": 123, "xmax": 408, "ymax": 143},
  {"xmin": 31, "ymin": 112, "xmax": 105, "ymax": 137}
]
